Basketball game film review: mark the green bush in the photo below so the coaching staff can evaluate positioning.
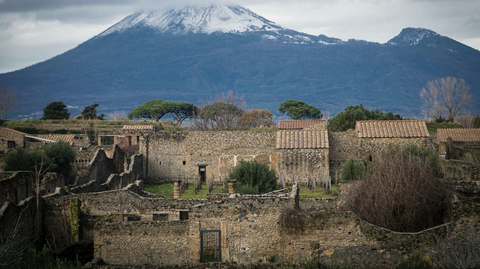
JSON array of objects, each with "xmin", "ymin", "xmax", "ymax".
[
  {"xmin": 4, "ymin": 141, "xmax": 76, "ymax": 181},
  {"xmin": 228, "ymin": 160, "xmax": 277, "ymax": 194},
  {"xmin": 340, "ymin": 159, "xmax": 366, "ymax": 181}
]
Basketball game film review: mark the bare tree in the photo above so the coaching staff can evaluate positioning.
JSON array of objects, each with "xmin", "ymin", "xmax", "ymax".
[
  {"xmin": 420, "ymin": 77, "xmax": 471, "ymax": 121},
  {"xmin": 0, "ymin": 89, "xmax": 18, "ymax": 120}
]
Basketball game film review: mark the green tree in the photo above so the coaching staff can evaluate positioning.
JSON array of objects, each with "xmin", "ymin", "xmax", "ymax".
[
  {"xmin": 80, "ymin": 103, "xmax": 104, "ymax": 120},
  {"xmin": 128, "ymin": 100, "xmax": 197, "ymax": 126},
  {"xmin": 4, "ymin": 141, "xmax": 76, "ymax": 181},
  {"xmin": 198, "ymin": 102, "xmax": 244, "ymax": 130},
  {"xmin": 228, "ymin": 160, "xmax": 277, "ymax": 194},
  {"xmin": 278, "ymin": 100, "xmax": 322, "ymax": 120},
  {"xmin": 328, "ymin": 104, "xmax": 403, "ymax": 132},
  {"xmin": 41, "ymin": 101, "xmax": 70, "ymax": 120}
]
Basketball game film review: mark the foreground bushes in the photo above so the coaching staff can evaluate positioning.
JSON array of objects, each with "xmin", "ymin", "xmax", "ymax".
[{"xmin": 345, "ymin": 145, "xmax": 452, "ymax": 232}]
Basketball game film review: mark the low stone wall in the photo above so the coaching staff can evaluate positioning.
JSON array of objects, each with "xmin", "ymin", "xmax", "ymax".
[
  {"xmin": 442, "ymin": 159, "xmax": 480, "ymax": 180},
  {"xmin": 95, "ymin": 221, "xmax": 189, "ymax": 266}
]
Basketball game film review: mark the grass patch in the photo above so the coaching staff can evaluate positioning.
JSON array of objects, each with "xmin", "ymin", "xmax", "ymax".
[
  {"xmin": 299, "ymin": 185, "xmax": 338, "ymax": 198},
  {"xmin": 145, "ymin": 183, "xmax": 174, "ymax": 198}
]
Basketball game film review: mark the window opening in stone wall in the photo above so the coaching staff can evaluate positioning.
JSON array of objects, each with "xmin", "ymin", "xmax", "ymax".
[
  {"xmin": 199, "ymin": 166, "xmax": 206, "ymax": 182},
  {"xmin": 200, "ymin": 230, "xmax": 221, "ymax": 262},
  {"xmin": 8, "ymin": 141, "xmax": 15, "ymax": 148},
  {"xmin": 183, "ymin": 161, "xmax": 186, "ymax": 165},
  {"xmin": 159, "ymin": 161, "xmax": 162, "ymax": 165},
  {"xmin": 179, "ymin": 211, "xmax": 189, "ymax": 220},
  {"xmin": 128, "ymin": 136, "xmax": 132, "ymax": 146},
  {"xmin": 136, "ymin": 136, "xmax": 140, "ymax": 144}
]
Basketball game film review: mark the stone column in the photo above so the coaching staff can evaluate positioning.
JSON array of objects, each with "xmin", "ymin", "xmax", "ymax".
[
  {"xmin": 228, "ymin": 180, "xmax": 236, "ymax": 194},
  {"xmin": 173, "ymin": 181, "xmax": 181, "ymax": 199}
]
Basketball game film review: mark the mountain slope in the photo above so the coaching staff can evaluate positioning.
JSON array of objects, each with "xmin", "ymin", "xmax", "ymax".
[{"xmin": 0, "ymin": 6, "xmax": 479, "ymax": 119}]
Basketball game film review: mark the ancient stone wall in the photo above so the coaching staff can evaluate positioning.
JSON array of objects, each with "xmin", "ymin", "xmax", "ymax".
[
  {"xmin": 140, "ymin": 131, "xmax": 277, "ymax": 183},
  {"xmin": 277, "ymin": 149, "xmax": 329, "ymax": 185},
  {"xmin": 87, "ymin": 191, "xmax": 472, "ymax": 267},
  {"xmin": 94, "ymin": 221, "xmax": 189, "ymax": 266},
  {"xmin": 0, "ymin": 171, "xmax": 33, "ymax": 206},
  {"xmin": 140, "ymin": 131, "xmax": 329, "ymax": 185},
  {"xmin": 442, "ymin": 159, "xmax": 480, "ymax": 180},
  {"xmin": 82, "ymin": 145, "xmax": 125, "ymax": 185}
]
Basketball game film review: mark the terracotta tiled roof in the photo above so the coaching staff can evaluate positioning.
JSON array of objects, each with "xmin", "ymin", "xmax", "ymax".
[
  {"xmin": 278, "ymin": 120, "xmax": 326, "ymax": 130},
  {"xmin": 123, "ymin": 125, "xmax": 154, "ymax": 130},
  {"xmin": 276, "ymin": 130, "xmax": 329, "ymax": 149},
  {"xmin": 36, "ymin": 134, "xmax": 75, "ymax": 145},
  {"xmin": 437, "ymin": 128, "xmax": 480, "ymax": 142},
  {"xmin": 355, "ymin": 120, "xmax": 429, "ymax": 138}
]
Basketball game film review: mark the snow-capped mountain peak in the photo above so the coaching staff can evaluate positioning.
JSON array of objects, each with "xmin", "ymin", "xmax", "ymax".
[
  {"xmin": 99, "ymin": 4, "xmax": 285, "ymax": 37},
  {"xmin": 387, "ymin": 27, "xmax": 440, "ymax": 46}
]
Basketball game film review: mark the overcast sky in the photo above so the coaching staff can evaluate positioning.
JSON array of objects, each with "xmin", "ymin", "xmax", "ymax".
[{"xmin": 1, "ymin": 0, "xmax": 479, "ymax": 74}]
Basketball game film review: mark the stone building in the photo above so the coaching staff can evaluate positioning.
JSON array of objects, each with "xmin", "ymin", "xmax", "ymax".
[
  {"xmin": 0, "ymin": 126, "xmax": 27, "ymax": 153},
  {"xmin": 329, "ymin": 120, "xmax": 429, "ymax": 179},
  {"xmin": 276, "ymin": 129, "xmax": 330, "ymax": 186},
  {"xmin": 34, "ymin": 134, "xmax": 90, "ymax": 147}
]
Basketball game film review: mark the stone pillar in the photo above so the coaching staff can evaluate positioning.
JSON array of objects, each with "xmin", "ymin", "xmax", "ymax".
[
  {"xmin": 228, "ymin": 180, "xmax": 236, "ymax": 194},
  {"xmin": 98, "ymin": 136, "xmax": 102, "ymax": 146},
  {"xmin": 173, "ymin": 181, "xmax": 181, "ymax": 199}
]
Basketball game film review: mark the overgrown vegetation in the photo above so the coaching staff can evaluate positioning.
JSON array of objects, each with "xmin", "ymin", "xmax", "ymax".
[
  {"xmin": 0, "ymin": 246, "xmax": 81, "ymax": 269},
  {"xmin": 228, "ymin": 160, "xmax": 278, "ymax": 194},
  {"xmin": 340, "ymin": 159, "xmax": 366, "ymax": 181},
  {"xmin": 4, "ymin": 141, "xmax": 76, "ymax": 181},
  {"xmin": 345, "ymin": 145, "xmax": 452, "ymax": 232}
]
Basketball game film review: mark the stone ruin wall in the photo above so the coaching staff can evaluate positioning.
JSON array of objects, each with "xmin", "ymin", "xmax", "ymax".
[
  {"xmin": 140, "ymin": 131, "xmax": 329, "ymax": 186},
  {"xmin": 328, "ymin": 131, "xmax": 429, "ymax": 181},
  {"xmin": 84, "ymin": 189, "xmax": 480, "ymax": 267}
]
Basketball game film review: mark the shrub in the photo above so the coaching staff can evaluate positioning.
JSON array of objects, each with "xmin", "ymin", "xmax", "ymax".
[
  {"xmin": 345, "ymin": 145, "xmax": 453, "ymax": 232},
  {"xmin": 340, "ymin": 159, "xmax": 366, "ymax": 181},
  {"xmin": 228, "ymin": 160, "xmax": 277, "ymax": 194},
  {"xmin": 4, "ymin": 141, "xmax": 76, "ymax": 181}
]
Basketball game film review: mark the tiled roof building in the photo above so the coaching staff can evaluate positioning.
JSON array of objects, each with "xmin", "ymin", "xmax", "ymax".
[
  {"xmin": 278, "ymin": 120, "xmax": 326, "ymax": 130},
  {"xmin": 276, "ymin": 130, "xmax": 329, "ymax": 149},
  {"xmin": 123, "ymin": 125, "xmax": 154, "ymax": 131},
  {"xmin": 36, "ymin": 134, "xmax": 76, "ymax": 146},
  {"xmin": 355, "ymin": 120, "xmax": 429, "ymax": 138},
  {"xmin": 437, "ymin": 128, "xmax": 480, "ymax": 142}
]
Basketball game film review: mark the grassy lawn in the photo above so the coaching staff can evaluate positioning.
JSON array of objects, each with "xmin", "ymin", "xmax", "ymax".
[
  {"xmin": 146, "ymin": 183, "xmax": 339, "ymax": 199},
  {"xmin": 299, "ymin": 185, "xmax": 339, "ymax": 198}
]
